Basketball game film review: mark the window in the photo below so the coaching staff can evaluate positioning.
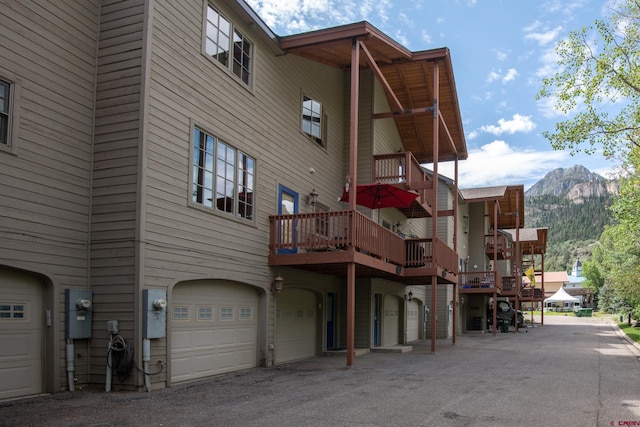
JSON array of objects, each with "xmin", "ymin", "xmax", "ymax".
[
  {"xmin": 172, "ymin": 306, "xmax": 190, "ymax": 321},
  {"xmin": 302, "ymin": 96, "xmax": 325, "ymax": 145},
  {"xmin": 0, "ymin": 303, "xmax": 26, "ymax": 320},
  {"xmin": 197, "ymin": 305, "xmax": 213, "ymax": 321},
  {"xmin": 0, "ymin": 79, "xmax": 10, "ymax": 146},
  {"xmin": 205, "ymin": 5, "xmax": 252, "ymax": 85},
  {"xmin": 192, "ymin": 127, "xmax": 255, "ymax": 220},
  {"xmin": 239, "ymin": 306, "xmax": 253, "ymax": 320},
  {"xmin": 220, "ymin": 306, "xmax": 234, "ymax": 320}
]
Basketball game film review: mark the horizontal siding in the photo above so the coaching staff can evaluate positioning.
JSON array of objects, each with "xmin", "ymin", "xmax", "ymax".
[
  {"xmin": 0, "ymin": 0, "xmax": 97, "ymax": 272},
  {"xmin": 89, "ymin": 0, "xmax": 145, "ymax": 385},
  {"xmin": 0, "ymin": 0, "xmax": 99, "ymax": 393},
  {"xmin": 139, "ymin": 0, "xmax": 348, "ymax": 295}
]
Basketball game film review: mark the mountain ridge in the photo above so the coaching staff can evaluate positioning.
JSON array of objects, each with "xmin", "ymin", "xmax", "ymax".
[
  {"xmin": 525, "ymin": 164, "xmax": 619, "ymax": 200},
  {"xmin": 524, "ymin": 165, "xmax": 617, "ymax": 272}
]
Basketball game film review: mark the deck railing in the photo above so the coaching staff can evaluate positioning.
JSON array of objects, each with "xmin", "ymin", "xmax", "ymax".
[
  {"xmin": 372, "ymin": 152, "xmax": 432, "ymax": 206},
  {"xmin": 269, "ymin": 210, "xmax": 457, "ymax": 274},
  {"xmin": 458, "ymin": 271, "xmax": 503, "ymax": 292},
  {"xmin": 484, "ymin": 234, "xmax": 512, "ymax": 258},
  {"xmin": 521, "ymin": 288, "xmax": 543, "ymax": 299}
]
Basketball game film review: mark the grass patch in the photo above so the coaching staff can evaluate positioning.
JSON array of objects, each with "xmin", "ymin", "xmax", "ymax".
[{"xmin": 618, "ymin": 322, "xmax": 640, "ymax": 344}]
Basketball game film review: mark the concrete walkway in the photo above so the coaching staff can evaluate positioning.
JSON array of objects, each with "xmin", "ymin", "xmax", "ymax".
[{"xmin": 2, "ymin": 315, "xmax": 639, "ymax": 426}]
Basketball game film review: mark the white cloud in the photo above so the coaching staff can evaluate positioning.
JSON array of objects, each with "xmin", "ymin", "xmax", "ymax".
[
  {"xmin": 433, "ymin": 140, "xmax": 568, "ymax": 189},
  {"xmin": 536, "ymin": 95, "xmax": 565, "ymax": 119},
  {"xmin": 480, "ymin": 114, "xmax": 536, "ymax": 135},
  {"xmin": 486, "ymin": 70, "xmax": 501, "ymax": 83},
  {"xmin": 486, "ymin": 68, "xmax": 519, "ymax": 84},
  {"xmin": 246, "ymin": 0, "xmax": 393, "ymax": 34},
  {"xmin": 495, "ymin": 49, "xmax": 508, "ymax": 62},
  {"xmin": 421, "ymin": 29, "xmax": 433, "ymax": 45},
  {"xmin": 525, "ymin": 26, "xmax": 563, "ymax": 46},
  {"xmin": 502, "ymin": 68, "xmax": 518, "ymax": 83}
]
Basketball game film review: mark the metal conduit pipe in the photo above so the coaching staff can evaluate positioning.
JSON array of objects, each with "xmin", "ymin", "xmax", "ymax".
[
  {"xmin": 143, "ymin": 338, "xmax": 151, "ymax": 392},
  {"xmin": 66, "ymin": 339, "xmax": 75, "ymax": 392},
  {"xmin": 105, "ymin": 335, "xmax": 113, "ymax": 392}
]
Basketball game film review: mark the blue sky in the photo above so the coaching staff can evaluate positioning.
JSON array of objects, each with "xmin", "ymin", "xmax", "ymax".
[{"xmin": 246, "ymin": 0, "xmax": 620, "ymax": 189}]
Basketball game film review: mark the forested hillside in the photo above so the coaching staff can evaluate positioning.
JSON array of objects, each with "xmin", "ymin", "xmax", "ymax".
[{"xmin": 523, "ymin": 166, "xmax": 617, "ymax": 272}]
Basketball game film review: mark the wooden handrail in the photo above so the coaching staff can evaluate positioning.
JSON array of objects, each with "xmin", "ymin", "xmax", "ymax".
[
  {"xmin": 269, "ymin": 210, "xmax": 464, "ymax": 273},
  {"xmin": 458, "ymin": 271, "xmax": 504, "ymax": 292}
]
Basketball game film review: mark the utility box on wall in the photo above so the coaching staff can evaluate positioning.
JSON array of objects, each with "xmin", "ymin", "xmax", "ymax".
[
  {"xmin": 142, "ymin": 289, "xmax": 167, "ymax": 339},
  {"xmin": 65, "ymin": 289, "xmax": 93, "ymax": 339}
]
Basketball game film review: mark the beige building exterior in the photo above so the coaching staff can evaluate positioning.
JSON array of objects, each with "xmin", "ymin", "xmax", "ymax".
[{"xmin": 0, "ymin": 0, "xmax": 546, "ymax": 400}]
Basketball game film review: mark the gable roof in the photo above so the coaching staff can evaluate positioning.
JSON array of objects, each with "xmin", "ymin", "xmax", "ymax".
[
  {"xmin": 503, "ymin": 227, "xmax": 548, "ymax": 255},
  {"xmin": 279, "ymin": 21, "xmax": 467, "ymax": 164},
  {"xmin": 460, "ymin": 185, "xmax": 525, "ymax": 229},
  {"xmin": 524, "ymin": 271, "xmax": 569, "ymax": 286}
]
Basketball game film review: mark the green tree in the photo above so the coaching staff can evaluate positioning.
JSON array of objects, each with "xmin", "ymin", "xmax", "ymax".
[
  {"xmin": 582, "ymin": 259, "xmax": 604, "ymax": 308},
  {"xmin": 536, "ymin": 0, "xmax": 640, "ymax": 158},
  {"xmin": 591, "ymin": 148, "xmax": 640, "ymax": 318},
  {"xmin": 537, "ymin": 0, "xmax": 640, "ymax": 321}
]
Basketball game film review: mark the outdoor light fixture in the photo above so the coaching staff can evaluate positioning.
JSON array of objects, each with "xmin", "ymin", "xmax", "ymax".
[
  {"xmin": 404, "ymin": 290, "xmax": 413, "ymax": 301},
  {"xmin": 271, "ymin": 275, "xmax": 284, "ymax": 294},
  {"xmin": 307, "ymin": 189, "xmax": 318, "ymax": 206}
]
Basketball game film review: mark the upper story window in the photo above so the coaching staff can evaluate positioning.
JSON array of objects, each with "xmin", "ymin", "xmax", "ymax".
[
  {"xmin": 205, "ymin": 5, "xmax": 252, "ymax": 85},
  {"xmin": 0, "ymin": 79, "xmax": 11, "ymax": 146},
  {"xmin": 192, "ymin": 127, "xmax": 255, "ymax": 220},
  {"xmin": 302, "ymin": 95, "xmax": 325, "ymax": 146}
]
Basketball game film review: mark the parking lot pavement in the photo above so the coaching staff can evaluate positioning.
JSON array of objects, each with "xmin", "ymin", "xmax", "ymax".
[{"xmin": 2, "ymin": 315, "xmax": 640, "ymax": 427}]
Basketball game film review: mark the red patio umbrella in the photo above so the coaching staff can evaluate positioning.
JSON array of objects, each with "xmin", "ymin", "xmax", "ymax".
[{"xmin": 339, "ymin": 183, "xmax": 419, "ymax": 209}]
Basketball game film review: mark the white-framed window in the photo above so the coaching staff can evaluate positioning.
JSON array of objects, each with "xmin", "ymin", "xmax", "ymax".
[
  {"xmin": 0, "ymin": 79, "xmax": 11, "ymax": 146},
  {"xmin": 197, "ymin": 305, "xmax": 214, "ymax": 321},
  {"xmin": 302, "ymin": 95, "xmax": 326, "ymax": 146},
  {"xmin": 205, "ymin": 4, "xmax": 252, "ymax": 85},
  {"xmin": 239, "ymin": 306, "xmax": 253, "ymax": 320},
  {"xmin": 192, "ymin": 126, "xmax": 255, "ymax": 220},
  {"xmin": 172, "ymin": 306, "xmax": 190, "ymax": 321},
  {"xmin": 0, "ymin": 302, "xmax": 26, "ymax": 320},
  {"xmin": 220, "ymin": 306, "xmax": 234, "ymax": 321}
]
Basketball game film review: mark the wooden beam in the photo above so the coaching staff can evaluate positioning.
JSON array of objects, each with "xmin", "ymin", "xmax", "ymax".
[
  {"xmin": 372, "ymin": 107, "xmax": 436, "ymax": 119},
  {"xmin": 359, "ymin": 40, "xmax": 404, "ymax": 113}
]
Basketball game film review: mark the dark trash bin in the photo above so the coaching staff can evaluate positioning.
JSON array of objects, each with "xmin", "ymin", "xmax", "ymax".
[
  {"xmin": 500, "ymin": 319, "xmax": 510, "ymax": 333},
  {"xmin": 472, "ymin": 317, "xmax": 482, "ymax": 331}
]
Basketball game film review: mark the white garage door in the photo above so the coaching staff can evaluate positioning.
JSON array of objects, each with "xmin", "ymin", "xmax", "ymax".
[
  {"xmin": 0, "ymin": 269, "xmax": 44, "ymax": 400},
  {"xmin": 275, "ymin": 288, "xmax": 316, "ymax": 363},
  {"xmin": 407, "ymin": 300, "xmax": 420, "ymax": 342},
  {"xmin": 171, "ymin": 281, "xmax": 259, "ymax": 383},
  {"xmin": 383, "ymin": 295, "xmax": 400, "ymax": 346}
]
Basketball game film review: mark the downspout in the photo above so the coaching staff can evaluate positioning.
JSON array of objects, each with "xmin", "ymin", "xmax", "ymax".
[
  {"xmin": 66, "ymin": 339, "xmax": 75, "ymax": 391},
  {"xmin": 143, "ymin": 338, "xmax": 151, "ymax": 392}
]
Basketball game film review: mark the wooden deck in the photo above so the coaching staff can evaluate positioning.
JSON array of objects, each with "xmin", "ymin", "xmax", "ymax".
[{"xmin": 268, "ymin": 209, "xmax": 458, "ymax": 285}]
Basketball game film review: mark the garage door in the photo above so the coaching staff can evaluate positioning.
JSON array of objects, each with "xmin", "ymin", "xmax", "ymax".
[
  {"xmin": 0, "ymin": 269, "xmax": 44, "ymax": 400},
  {"xmin": 275, "ymin": 288, "xmax": 316, "ymax": 363},
  {"xmin": 407, "ymin": 299, "xmax": 420, "ymax": 342},
  {"xmin": 171, "ymin": 281, "xmax": 259, "ymax": 383},
  {"xmin": 383, "ymin": 295, "xmax": 400, "ymax": 346}
]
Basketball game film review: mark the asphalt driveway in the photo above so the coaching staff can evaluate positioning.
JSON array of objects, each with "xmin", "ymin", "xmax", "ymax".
[{"xmin": 2, "ymin": 315, "xmax": 639, "ymax": 427}]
